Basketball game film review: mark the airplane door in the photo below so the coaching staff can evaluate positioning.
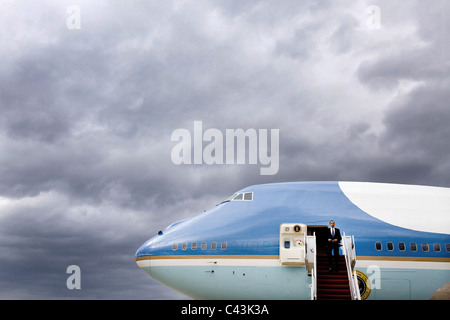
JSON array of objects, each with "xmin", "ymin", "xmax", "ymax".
[{"xmin": 279, "ymin": 223, "xmax": 306, "ymax": 266}]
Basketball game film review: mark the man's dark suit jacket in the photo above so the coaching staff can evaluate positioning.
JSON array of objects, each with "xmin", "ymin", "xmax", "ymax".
[{"xmin": 326, "ymin": 228, "xmax": 342, "ymax": 247}]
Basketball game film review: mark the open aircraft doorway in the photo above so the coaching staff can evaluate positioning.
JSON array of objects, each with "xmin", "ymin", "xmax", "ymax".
[{"xmin": 307, "ymin": 225, "xmax": 329, "ymax": 255}]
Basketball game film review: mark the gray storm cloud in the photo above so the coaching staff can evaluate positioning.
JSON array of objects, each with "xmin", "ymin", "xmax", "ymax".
[{"xmin": 0, "ymin": 0, "xmax": 448, "ymax": 299}]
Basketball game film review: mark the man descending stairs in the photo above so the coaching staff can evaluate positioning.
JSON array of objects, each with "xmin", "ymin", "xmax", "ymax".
[
  {"xmin": 316, "ymin": 254, "xmax": 351, "ymax": 300},
  {"xmin": 306, "ymin": 225, "xmax": 360, "ymax": 300}
]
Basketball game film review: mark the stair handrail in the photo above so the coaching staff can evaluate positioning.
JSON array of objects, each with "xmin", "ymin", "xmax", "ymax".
[
  {"xmin": 306, "ymin": 232, "xmax": 317, "ymax": 300},
  {"xmin": 342, "ymin": 233, "xmax": 361, "ymax": 300},
  {"xmin": 351, "ymin": 235, "xmax": 361, "ymax": 300},
  {"xmin": 313, "ymin": 233, "xmax": 317, "ymax": 300}
]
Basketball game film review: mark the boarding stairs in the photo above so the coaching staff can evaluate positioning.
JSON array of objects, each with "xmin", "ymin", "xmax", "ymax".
[
  {"xmin": 306, "ymin": 233, "xmax": 361, "ymax": 300},
  {"xmin": 316, "ymin": 254, "xmax": 350, "ymax": 299}
]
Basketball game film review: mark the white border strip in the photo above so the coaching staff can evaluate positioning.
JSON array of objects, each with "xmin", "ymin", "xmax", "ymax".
[
  {"xmin": 356, "ymin": 260, "xmax": 450, "ymax": 270},
  {"xmin": 137, "ymin": 257, "xmax": 450, "ymax": 270},
  {"xmin": 137, "ymin": 258, "xmax": 281, "ymax": 268}
]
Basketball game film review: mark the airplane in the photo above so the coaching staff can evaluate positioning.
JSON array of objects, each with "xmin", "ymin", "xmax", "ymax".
[{"xmin": 135, "ymin": 181, "xmax": 450, "ymax": 300}]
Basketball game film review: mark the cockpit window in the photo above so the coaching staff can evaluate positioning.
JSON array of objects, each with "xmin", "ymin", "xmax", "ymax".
[
  {"xmin": 218, "ymin": 192, "xmax": 253, "ymax": 205},
  {"xmin": 243, "ymin": 192, "xmax": 253, "ymax": 201},
  {"xmin": 233, "ymin": 193, "xmax": 243, "ymax": 200}
]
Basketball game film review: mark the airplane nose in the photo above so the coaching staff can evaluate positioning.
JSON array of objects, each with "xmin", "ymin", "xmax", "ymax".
[
  {"xmin": 135, "ymin": 236, "xmax": 157, "ymax": 277},
  {"xmin": 136, "ymin": 259, "xmax": 151, "ymax": 277},
  {"xmin": 135, "ymin": 229, "xmax": 168, "ymax": 276}
]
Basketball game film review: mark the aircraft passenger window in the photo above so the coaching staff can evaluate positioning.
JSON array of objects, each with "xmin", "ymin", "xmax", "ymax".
[
  {"xmin": 172, "ymin": 243, "xmax": 178, "ymax": 250},
  {"xmin": 201, "ymin": 242, "xmax": 207, "ymax": 250},
  {"xmin": 410, "ymin": 243, "xmax": 417, "ymax": 251},
  {"xmin": 421, "ymin": 243, "xmax": 429, "ymax": 252},
  {"xmin": 211, "ymin": 242, "xmax": 217, "ymax": 250},
  {"xmin": 191, "ymin": 242, "xmax": 197, "ymax": 250},
  {"xmin": 284, "ymin": 241, "xmax": 290, "ymax": 249},
  {"xmin": 446, "ymin": 244, "xmax": 450, "ymax": 252},
  {"xmin": 244, "ymin": 192, "xmax": 253, "ymax": 200},
  {"xmin": 433, "ymin": 243, "xmax": 441, "ymax": 252},
  {"xmin": 221, "ymin": 242, "xmax": 227, "ymax": 250},
  {"xmin": 182, "ymin": 242, "xmax": 187, "ymax": 250},
  {"xmin": 233, "ymin": 193, "xmax": 243, "ymax": 200},
  {"xmin": 375, "ymin": 242, "xmax": 382, "ymax": 251},
  {"xmin": 398, "ymin": 243, "xmax": 405, "ymax": 251},
  {"xmin": 387, "ymin": 242, "xmax": 394, "ymax": 251}
]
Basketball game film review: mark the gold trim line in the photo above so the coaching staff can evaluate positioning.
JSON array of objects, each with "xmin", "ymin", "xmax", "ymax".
[
  {"xmin": 356, "ymin": 256, "xmax": 450, "ymax": 263},
  {"xmin": 136, "ymin": 255, "xmax": 279, "ymax": 261},
  {"xmin": 136, "ymin": 255, "xmax": 450, "ymax": 263}
]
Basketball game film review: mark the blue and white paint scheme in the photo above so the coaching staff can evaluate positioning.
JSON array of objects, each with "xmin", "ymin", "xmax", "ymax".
[{"xmin": 135, "ymin": 181, "xmax": 450, "ymax": 300}]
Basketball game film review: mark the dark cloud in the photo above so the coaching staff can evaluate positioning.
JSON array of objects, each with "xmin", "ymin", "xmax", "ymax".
[
  {"xmin": 378, "ymin": 82, "xmax": 450, "ymax": 186},
  {"xmin": 0, "ymin": 0, "xmax": 448, "ymax": 299},
  {"xmin": 355, "ymin": 0, "xmax": 450, "ymax": 186}
]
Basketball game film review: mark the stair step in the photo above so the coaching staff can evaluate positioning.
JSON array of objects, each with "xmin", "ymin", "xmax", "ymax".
[
  {"xmin": 315, "ymin": 254, "xmax": 352, "ymax": 300},
  {"xmin": 318, "ymin": 287, "xmax": 350, "ymax": 292},
  {"xmin": 317, "ymin": 274, "xmax": 347, "ymax": 279},
  {"xmin": 317, "ymin": 288, "xmax": 350, "ymax": 295},
  {"xmin": 318, "ymin": 280, "xmax": 348, "ymax": 285},
  {"xmin": 318, "ymin": 282, "xmax": 349, "ymax": 288},
  {"xmin": 317, "ymin": 258, "xmax": 345, "ymax": 262},
  {"xmin": 317, "ymin": 269, "xmax": 346, "ymax": 274},
  {"xmin": 317, "ymin": 272, "xmax": 348, "ymax": 277},
  {"xmin": 317, "ymin": 264, "xmax": 346, "ymax": 268},
  {"xmin": 318, "ymin": 279, "xmax": 349, "ymax": 284},
  {"xmin": 317, "ymin": 263, "xmax": 346, "ymax": 267},
  {"xmin": 318, "ymin": 274, "xmax": 348, "ymax": 279},
  {"xmin": 315, "ymin": 251, "xmax": 356, "ymax": 299},
  {"xmin": 317, "ymin": 294, "xmax": 351, "ymax": 300},
  {"xmin": 318, "ymin": 279, "xmax": 348, "ymax": 283},
  {"xmin": 317, "ymin": 261, "xmax": 346, "ymax": 269},
  {"xmin": 317, "ymin": 283, "xmax": 350, "ymax": 288},
  {"xmin": 317, "ymin": 269, "xmax": 346, "ymax": 273},
  {"xmin": 318, "ymin": 280, "xmax": 349, "ymax": 285}
]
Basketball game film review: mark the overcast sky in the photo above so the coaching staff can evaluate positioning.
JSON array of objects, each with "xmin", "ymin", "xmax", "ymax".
[{"xmin": 0, "ymin": 0, "xmax": 448, "ymax": 299}]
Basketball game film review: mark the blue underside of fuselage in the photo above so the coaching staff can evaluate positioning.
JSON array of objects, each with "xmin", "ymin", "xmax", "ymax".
[{"xmin": 141, "ymin": 265, "xmax": 449, "ymax": 300}]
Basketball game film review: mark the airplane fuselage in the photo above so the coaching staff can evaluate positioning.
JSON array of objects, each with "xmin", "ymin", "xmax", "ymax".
[{"xmin": 136, "ymin": 181, "xmax": 450, "ymax": 300}]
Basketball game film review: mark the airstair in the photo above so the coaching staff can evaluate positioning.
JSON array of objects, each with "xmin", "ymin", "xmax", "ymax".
[
  {"xmin": 278, "ymin": 223, "xmax": 360, "ymax": 300},
  {"xmin": 306, "ymin": 232, "xmax": 360, "ymax": 300}
]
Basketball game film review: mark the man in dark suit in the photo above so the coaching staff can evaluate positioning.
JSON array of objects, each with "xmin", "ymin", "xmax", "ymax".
[{"xmin": 327, "ymin": 220, "xmax": 342, "ymax": 272}]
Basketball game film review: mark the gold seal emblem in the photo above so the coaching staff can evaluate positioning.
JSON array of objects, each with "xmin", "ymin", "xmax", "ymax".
[
  {"xmin": 293, "ymin": 225, "xmax": 302, "ymax": 234},
  {"xmin": 356, "ymin": 270, "xmax": 372, "ymax": 300}
]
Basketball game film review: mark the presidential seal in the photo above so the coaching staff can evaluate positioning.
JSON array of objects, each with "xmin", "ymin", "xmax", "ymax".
[{"xmin": 356, "ymin": 270, "xmax": 371, "ymax": 300}]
